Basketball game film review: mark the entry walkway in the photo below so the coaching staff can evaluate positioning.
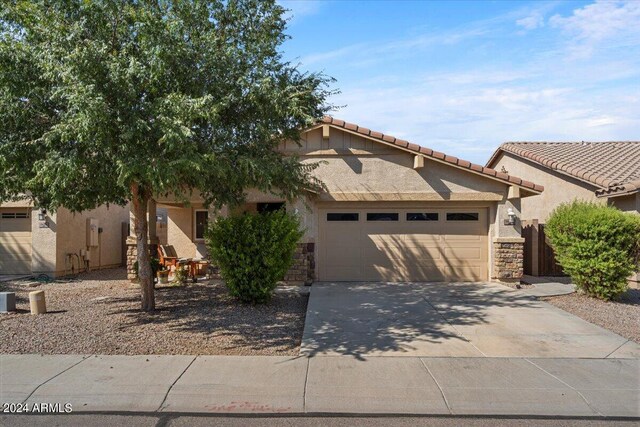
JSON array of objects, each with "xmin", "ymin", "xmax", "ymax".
[
  {"xmin": 1, "ymin": 354, "xmax": 638, "ymax": 417},
  {"xmin": 301, "ymin": 282, "xmax": 639, "ymax": 358}
]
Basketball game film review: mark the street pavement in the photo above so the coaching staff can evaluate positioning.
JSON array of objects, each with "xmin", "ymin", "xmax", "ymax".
[{"xmin": 1, "ymin": 414, "xmax": 638, "ymax": 427}]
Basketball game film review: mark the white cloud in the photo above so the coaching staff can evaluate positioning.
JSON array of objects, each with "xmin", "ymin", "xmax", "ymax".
[
  {"xmin": 329, "ymin": 77, "xmax": 640, "ymax": 164},
  {"xmin": 550, "ymin": 0, "xmax": 640, "ymax": 57},
  {"xmin": 300, "ymin": 23, "xmax": 492, "ymax": 66},
  {"xmin": 303, "ymin": 1, "xmax": 640, "ymax": 163},
  {"xmin": 517, "ymin": 12, "xmax": 544, "ymax": 30},
  {"xmin": 586, "ymin": 115, "xmax": 618, "ymax": 127}
]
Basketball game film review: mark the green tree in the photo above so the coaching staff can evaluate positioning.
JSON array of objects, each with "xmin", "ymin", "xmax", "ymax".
[{"xmin": 0, "ymin": 0, "xmax": 333, "ymax": 311}]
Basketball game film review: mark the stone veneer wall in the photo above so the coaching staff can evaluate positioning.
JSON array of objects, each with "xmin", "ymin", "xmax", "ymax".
[
  {"xmin": 492, "ymin": 237, "xmax": 524, "ymax": 282},
  {"xmin": 126, "ymin": 242, "xmax": 158, "ymax": 281},
  {"xmin": 126, "ymin": 243, "xmax": 137, "ymax": 280},
  {"xmin": 283, "ymin": 242, "xmax": 315, "ymax": 284}
]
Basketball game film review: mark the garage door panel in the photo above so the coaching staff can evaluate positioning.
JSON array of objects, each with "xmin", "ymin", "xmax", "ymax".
[
  {"xmin": 365, "ymin": 247, "xmax": 443, "ymax": 264},
  {"xmin": 364, "ymin": 264, "xmax": 445, "ymax": 282},
  {"xmin": 0, "ymin": 211, "xmax": 32, "ymax": 274},
  {"xmin": 443, "ymin": 266, "xmax": 484, "ymax": 282},
  {"xmin": 403, "ymin": 234, "xmax": 442, "ymax": 246},
  {"xmin": 319, "ymin": 207, "xmax": 488, "ymax": 282},
  {"xmin": 364, "ymin": 240, "xmax": 443, "ymax": 262},
  {"xmin": 443, "ymin": 247, "xmax": 482, "ymax": 260},
  {"xmin": 443, "ymin": 234, "xmax": 483, "ymax": 242}
]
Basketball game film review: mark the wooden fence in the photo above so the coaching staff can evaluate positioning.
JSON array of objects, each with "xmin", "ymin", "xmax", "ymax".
[{"xmin": 521, "ymin": 220, "xmax": 565, "ymax": 277}]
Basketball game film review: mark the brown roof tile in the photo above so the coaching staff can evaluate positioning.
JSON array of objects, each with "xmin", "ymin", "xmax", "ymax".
[
  {"xmin": 321, "ymin": 116, "xmax": 544, "ymax": 193},
  {"xmin": 487, "ymin": 141, "xmax": 640, "ymax": 196}
]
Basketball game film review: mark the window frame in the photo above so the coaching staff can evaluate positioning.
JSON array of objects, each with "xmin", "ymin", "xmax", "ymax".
[
  {"xmin": 326, "ymin": 213, "xmax": 360, "ymax": 222},
  {"xmin": 1, "ymin": 212, "xmax": 30, "ymax": 219},
  {"xmin": 194, "ymin": 209, "xmax": 209, "ymax": 241},
  {"xmin": 366, "ymin": 212, "xmax": 399, "ymax": 222},
  {"xmin": 446, "ymin": 212, "xmax": 479, "ymax": 221},
  {"xmin": 406, "ymin": 212, "xmax": 439, "ymax": 222}
]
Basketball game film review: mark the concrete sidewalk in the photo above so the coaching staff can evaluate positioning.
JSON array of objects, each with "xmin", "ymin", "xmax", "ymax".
[{"xmin": 1, "ymin": 354, "xmax": 638, "ymax": 417}]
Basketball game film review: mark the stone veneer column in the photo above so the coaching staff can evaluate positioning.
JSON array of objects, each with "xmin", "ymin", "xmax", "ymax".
[
  {"xmin": 126, "ymin": 197, "xmax": 159, "ymax": 281},
  {"xmin": 492, "ymin": 237, "xmax": 524, "ymax": 282},
  {"xmin": 283, "ymin": 242, "xmax": 315, "ymax": 285},
  {"xmin": 126, "ymin": 237, "xmax": 137, "ymax": 280}
]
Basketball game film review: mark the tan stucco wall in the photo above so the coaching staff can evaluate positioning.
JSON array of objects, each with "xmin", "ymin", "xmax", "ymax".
[
  {"xmin": 166, "ymin": 206, "xmax": 197, "ymax": 258},
  {"xmin": 25, "ymin": 203, "xmax": 130, "ymax": 277},
  {"xmin": 286, "ymin": 127, "xmax": 507, "ymax": 202},
  {"xmin": 492, "ymin": 152, "xmax": 601, "ymax": 222},
  {"xmin": 30, "ymin": 209, "xmax": 57, "ymax": 275},
  {"xmin": 610, "ymin": 193, "xmax": 640, "ymax": 214},
  {"xmin": 53, "ymin": 204, "xmax": 130, "ymax": 276}
]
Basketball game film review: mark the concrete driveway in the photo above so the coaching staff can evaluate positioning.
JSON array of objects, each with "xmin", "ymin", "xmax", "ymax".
[{"xmin": 301, "ymin": 282, "xmax": 640, "ymax": 358}]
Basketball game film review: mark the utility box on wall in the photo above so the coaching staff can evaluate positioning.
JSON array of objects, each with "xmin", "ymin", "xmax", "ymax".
[{"xmin": 86, "ymin": 218, "xmax": 99, "ymax": 247}]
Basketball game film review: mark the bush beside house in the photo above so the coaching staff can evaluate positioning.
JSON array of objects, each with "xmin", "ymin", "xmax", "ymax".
[
  {"xmin": 546, "ymin": 201, "xmax": 640, "ymax": 300},
  {"xmin": 205, "ymin": 211, "xmax": 303, "ymax": 303}
]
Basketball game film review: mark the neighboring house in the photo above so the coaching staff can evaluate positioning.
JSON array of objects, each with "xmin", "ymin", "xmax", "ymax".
[
  {"xmin": 0, "ymin": 200, "xmax": 130, "ymax": 277},
  {"xmin": 138, "ymin": 117, "xmax": 544, "ymax": 284},
  {"xmin": 486, "ymin": 141, "xmax": 639, "ymax": 285},
  {"xmin": 486, "ymin": 141, "xmax": 640, "ymax": 221}
]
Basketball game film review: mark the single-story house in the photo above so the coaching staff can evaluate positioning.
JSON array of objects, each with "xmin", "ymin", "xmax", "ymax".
[
  {"xmin": 0, "ymin": 201, "xmax": 130, "ymax": 277},
  {"xmin": 138, "ymin": 117, "xmax": 545, "ymax": 284},
  {"xmin": 486, "ymin": 141, "xmax": 639, "ymax": 284}
]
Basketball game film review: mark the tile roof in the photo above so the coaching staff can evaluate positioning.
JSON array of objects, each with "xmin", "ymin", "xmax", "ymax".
[
  {"xmin": 321, "ymin": 117, "xmax": 544, "ymax": 193},
  {"xmin": 486, "ymin": 141, "xmax": 640, "ymax": 197}
]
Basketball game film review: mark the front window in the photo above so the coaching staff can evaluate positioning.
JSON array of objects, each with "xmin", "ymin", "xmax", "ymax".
[
  {"xmin": 195, "ymin": 211, "xmax": 208, "ymax": 240},
  {"xmin": 257, "ymin": 202, "xmax": 285, "ymax": 214}
]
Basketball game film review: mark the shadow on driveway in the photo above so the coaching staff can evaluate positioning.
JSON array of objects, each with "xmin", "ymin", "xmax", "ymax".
[{"xmin": 301, "ymin": 281, "xmax": 636, "ymax": 359}]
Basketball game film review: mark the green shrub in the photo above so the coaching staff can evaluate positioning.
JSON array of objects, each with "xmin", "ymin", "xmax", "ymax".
[
  {"xmin": 545, "ymin": 201, "xmax": 640, "ymax": 300},
  {"xmin": 205, "ymin": 211, "xmax": 303, "ymax": 303}
]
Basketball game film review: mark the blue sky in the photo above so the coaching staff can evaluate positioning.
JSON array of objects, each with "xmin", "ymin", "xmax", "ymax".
[{"xmin": 279, "ymin": 0, "xmax": 640, "ymax": 164}]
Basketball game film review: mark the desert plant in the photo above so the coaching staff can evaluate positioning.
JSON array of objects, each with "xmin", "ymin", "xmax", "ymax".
[
  {"xmin": 545, "ymin": 201, "xmax": 640, "ymax": 300},
  {"xmin": 173, "ymin": 265, "xmax": 189, "ymax": 286},
  {"xmin": 205, "ymin": 211, "xmax": 303, "ymax": 303}
]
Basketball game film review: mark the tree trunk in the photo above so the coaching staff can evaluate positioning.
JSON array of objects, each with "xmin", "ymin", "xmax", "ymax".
[{"xmin": 131, "ymin": 182, "xmax": 155, "ymax": 311}]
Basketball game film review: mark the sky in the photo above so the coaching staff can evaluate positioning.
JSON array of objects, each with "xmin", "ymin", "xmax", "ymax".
[{"xmin": 278, "ymin": 0, "xmax": 640, "ymax": 164}]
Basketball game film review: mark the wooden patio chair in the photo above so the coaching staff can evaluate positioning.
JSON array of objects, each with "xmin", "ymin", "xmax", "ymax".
[{"xmin": 157, "ymin": 245, "xmax": 179, "ymax": 270}]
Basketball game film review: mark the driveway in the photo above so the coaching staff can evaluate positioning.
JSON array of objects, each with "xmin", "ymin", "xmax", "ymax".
[{"xmin": 301, "ymin": 282, "xmax": 640, "ymax": 358}]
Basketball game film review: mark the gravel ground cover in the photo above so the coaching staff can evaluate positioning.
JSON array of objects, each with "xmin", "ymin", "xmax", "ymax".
[
  {"xmin": 0, "ymin": 268, "xmax": 308, "ymax": 355},
  {"xmin": 542, "ymin": 289, "xmax": 640, "ymax": 344}
]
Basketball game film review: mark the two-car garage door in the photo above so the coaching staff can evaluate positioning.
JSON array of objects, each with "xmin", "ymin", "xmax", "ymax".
[
  {"xmin": 0, "ymin": 208, "xmax": 32, "ymax": 274},
  {"xmin": 318, "ymin": 207, "xmax": 488, "ymax": 282}
]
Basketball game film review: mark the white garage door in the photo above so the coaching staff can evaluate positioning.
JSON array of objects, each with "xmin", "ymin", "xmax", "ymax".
[
  {"xmin": 318, "ymin": 207, "xmax": 488, "ymax": 282},
  {"xmin": 0, "ymin": 209, "xmax": 33, "ymax": 274}
]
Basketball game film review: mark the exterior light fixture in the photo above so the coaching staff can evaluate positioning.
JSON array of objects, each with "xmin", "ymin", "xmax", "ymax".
[
  {"xmin": 506, "ymin": 207, "xmax": 517, "ymax": 225},
  {"xmin": 38, "ymin": 208, "xmax": 47, "ymax": 221}
]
